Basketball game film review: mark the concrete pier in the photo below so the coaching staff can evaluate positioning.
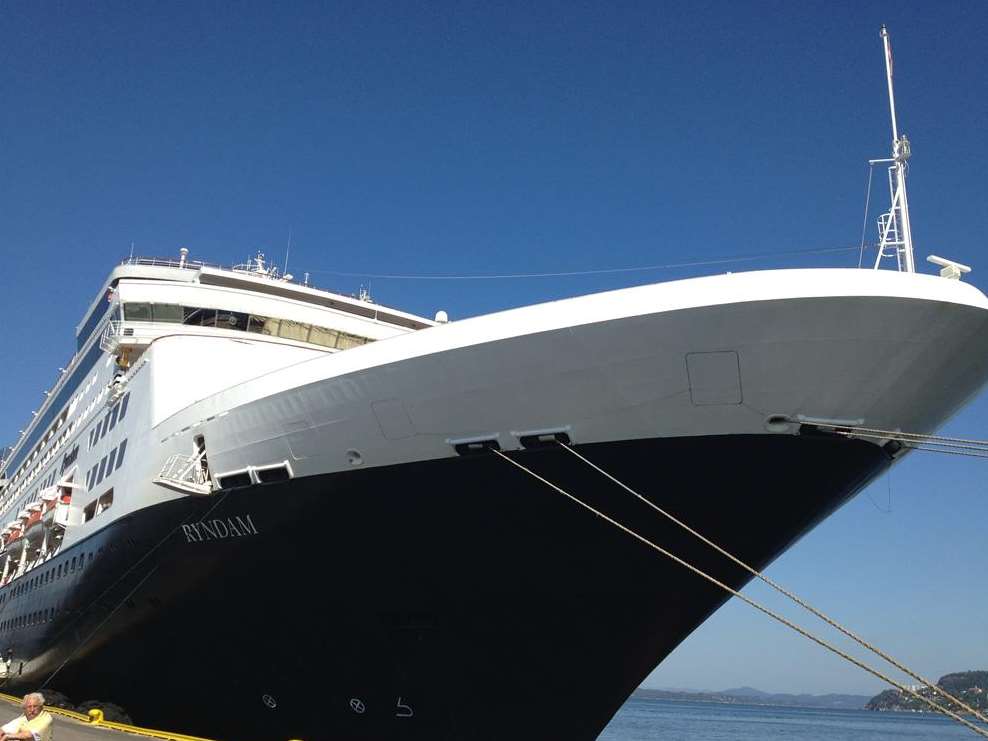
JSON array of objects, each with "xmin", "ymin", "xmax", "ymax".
[{"xmin": 0, "ymin": 693, "xmax": 215, "ymax": 741}]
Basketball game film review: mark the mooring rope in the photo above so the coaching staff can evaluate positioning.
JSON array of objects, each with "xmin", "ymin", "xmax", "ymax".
[
  {"xmin": 493, "ymin": 449, "xmax": 988, "ymax": 738},
  {"xmin": 858, "ymin": 162, "xmax": 876, "ymax": 269},
  {"xmin": 554, "ymin": 441, "xmax": 988, "ymax": 725},
  {"xmin": 833, "ymin": 425, "xmax": 988, "ymax": 461},
  {"xmin": 39, "ymin": 491, "xmax": 232, "ymax": 690}
]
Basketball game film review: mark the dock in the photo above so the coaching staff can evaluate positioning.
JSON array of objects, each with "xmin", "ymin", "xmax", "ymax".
[{"xmin": 0, "ymin": 692, "xmax": 218, "ymax": 741}]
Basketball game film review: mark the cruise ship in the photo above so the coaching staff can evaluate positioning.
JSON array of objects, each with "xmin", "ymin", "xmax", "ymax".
[{"xmin": 2, "ymin": 28, "xmax": 988, "ymax": 741}]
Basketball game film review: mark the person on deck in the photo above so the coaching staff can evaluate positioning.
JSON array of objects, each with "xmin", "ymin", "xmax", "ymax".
[{"xmin": 0, "ymin": 692, "xmax": 53, "ymax": 741}]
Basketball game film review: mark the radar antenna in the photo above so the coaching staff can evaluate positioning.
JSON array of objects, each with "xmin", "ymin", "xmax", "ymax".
[{"xmin": 870, "ymin": 25, "xmax": 915, "ymax": 272}]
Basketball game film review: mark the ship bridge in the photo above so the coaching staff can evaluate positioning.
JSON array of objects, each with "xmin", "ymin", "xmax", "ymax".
[{"xmin": 91, "ymin": 250, "xmax": 437, "ymax": 370}]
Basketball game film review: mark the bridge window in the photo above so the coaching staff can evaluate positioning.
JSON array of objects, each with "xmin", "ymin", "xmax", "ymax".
[
  {"xmin": 185, "ymin": 307, "xmax": 216, "ymax": 326},
  {"xmin": 213, "ymin": 311, "xmax": 249, "ymax": 331},
  {"xmin": 247, "ymin": 315, "xmax": 279, "ymax": 335},
  {"xmin": 278, "ymin": 320, "xmax": 309, "ymax": 342},
  {"xmin": 154, "ymin": 304, "xmax": 184, "ymax": 323},
  {"xmin": 121, "ymin": 303, "xmax": 374, "ymax": 349},
  {"xmin": 124, "ymin": 303, "xmax": 153, "ymax": 321}
]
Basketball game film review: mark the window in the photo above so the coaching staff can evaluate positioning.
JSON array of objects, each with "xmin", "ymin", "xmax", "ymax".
[
  {"xmin": 195, "ymin": 308, "xmax": 218, "ymax": 326},
  {"xmin": 214, "ymin": 311, "xmax": 249, "ymax": 331},
  {"xmin": 337, "ymin": 332, "xmax": 367, "ymax": 350},
  {"xmin": 108, "ymin": 404, "xmax": 120, "ymax": 432},
  {"xmin": 83, "ymin": 500, "xmax": 97, "ymax": 522},
  {"xmin": 119, "ymin": 394, "xmax": 130, "ymax": 422},
  {"xmin": 248, "ymin": 315, "xmax": 279, "ymax": 335},
  {"xmin": 95, "ymin": 456, "xmax": 108, "ymax": 486},
  {"xmin": 184, "ymin": 306, "xmax": 210, "ymax": 325},
  {"xmin": 97, "ymin": 489, "xmax": 113, "ymax": 515},
  {"xmin": 106, "ymin": 448, "xmax": 117, "ymax": 473},
  {"xmin": 278, "ymin": 320, "xmax": 310, "ymax": 342},
  {"xmin": 124, "ymin": 303, "xmax": 153, "ymax": 321},
  {"xmin": 309, "ymin": 326, "xmax": 339, "ymax": 348},
  {"xmin": 101, "ymin": 411, "xmax": 112, "ymax": 440},
  {"xmin": 153, "ymin": 304, "xmax": 184, "ymax": 323},
  {"xmin": 115, "ymin": 440, "xmax": 128, "ymax": 470}
]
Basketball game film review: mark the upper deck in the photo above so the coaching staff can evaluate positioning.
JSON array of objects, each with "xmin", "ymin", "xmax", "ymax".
[
  {"xmin": 76, "ymin": 252, "xmax": 435, "ymax": 349},
  {"xmin": 1, "ymin": 250, "xmax": 437, "ymax": 484}
]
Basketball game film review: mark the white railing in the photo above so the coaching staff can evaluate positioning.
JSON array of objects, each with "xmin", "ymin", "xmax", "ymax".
[
  {"xmin": 155, "ymin": 454, "xmax": 212, "ymax": 495},
  {"xmin": 100, "ymin": 320, "xmax": 124, "ymax": 352},
  {"xmin": 100, "ymin": 321, "xmax": 230, "ymax": 352},
  {"xmin": 120, "ymin": 256, "xmax": 221, "ymax": 270},
  {"xmin": 120, "ymin": 253, "xmax": 314, "ymax": 288}
]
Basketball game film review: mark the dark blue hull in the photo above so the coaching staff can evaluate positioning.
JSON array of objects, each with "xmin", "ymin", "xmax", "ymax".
[{"xmin": 2, "ymin": 433, "xmax": 888, "ymax": 740}]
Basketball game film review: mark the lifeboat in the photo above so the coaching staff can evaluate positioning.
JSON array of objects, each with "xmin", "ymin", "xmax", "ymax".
[
  {"xmin": 4, "ymin": 520, "xmax": 23, "ymax": 550},
  {"xmin": 24, "ymin": 503, "xmax": 45, "ymax": 555},
  {"xmin": 43, "ymin": 484, "xmax": 75, "ymax": 529},
  {"xmin": 40, "ymin": 486, "xmax": 58, "ymax": 509},
  {"xmin": 3, "ymin": 520, "xmax": 24, "ymax": 577},
  {"xmin": 41, "ymin": 488, "xmax": 59, "ymax": 526}
]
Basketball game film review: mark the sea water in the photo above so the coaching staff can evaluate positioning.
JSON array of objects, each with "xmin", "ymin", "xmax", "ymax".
[{"xmin": 599, "ymin": 697, "xmax": 984, "ymax": 740}]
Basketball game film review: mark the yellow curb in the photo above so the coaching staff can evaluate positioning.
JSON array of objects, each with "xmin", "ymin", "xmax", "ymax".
[{"xmin": 0, "ymin": 691, "xmax": 216, "ymax": 740}]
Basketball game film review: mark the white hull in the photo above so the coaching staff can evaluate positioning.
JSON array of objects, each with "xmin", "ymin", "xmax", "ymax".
[{"xmin": 145, "ymin": 268, "xmax": 988, "ymax": 491}]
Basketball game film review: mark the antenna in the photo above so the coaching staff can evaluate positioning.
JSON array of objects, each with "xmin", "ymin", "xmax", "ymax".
[
  {"xmin": 284, "ymin": 227, "xmax": 293, "ymax": 276},
  {"xmin": 871, "ymin": 25, "xmax": 915, "ymax": 273}
]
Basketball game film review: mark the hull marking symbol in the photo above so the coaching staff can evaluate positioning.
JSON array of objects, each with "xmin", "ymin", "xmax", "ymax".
[
  {"xmin": 349, "ymin": 698, "xmax": 366, "ymax": 714},
  {"xmin": 262, "ymin": 694, "xmax": 277, "ymax": 710},
  {"xmin": 396, "ymin": 697, "xmax": 413, "ymax": 718}
]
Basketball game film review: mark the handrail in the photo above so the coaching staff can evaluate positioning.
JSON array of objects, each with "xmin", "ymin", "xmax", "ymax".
[{"xmin": 119, "ymin": 256, "xmax": 223, "ymax": 270}]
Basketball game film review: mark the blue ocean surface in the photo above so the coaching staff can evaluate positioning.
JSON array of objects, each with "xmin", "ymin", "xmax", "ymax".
[{"xmin": 599, "ymin": 697, "xmax": 985, "ymax": 740}]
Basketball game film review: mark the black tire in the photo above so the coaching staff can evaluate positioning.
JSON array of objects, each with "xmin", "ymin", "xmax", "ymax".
[
  {"xmin": 38, "ymin": 689, "xmax": 74, "ymax": 711},
  {"xmin": 75, "ymin": 700, "xmax": 133, "ymax": 724}
]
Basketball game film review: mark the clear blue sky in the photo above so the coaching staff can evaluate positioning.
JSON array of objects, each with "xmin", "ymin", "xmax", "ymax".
[{"xmin": 2, "ymin": 1, "xmax": 986, "ymax": 696}]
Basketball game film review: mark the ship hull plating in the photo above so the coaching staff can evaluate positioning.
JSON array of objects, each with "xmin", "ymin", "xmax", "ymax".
[{"xmin": 3, "ymin": 433, "xmax": 886, "ymax": 740}]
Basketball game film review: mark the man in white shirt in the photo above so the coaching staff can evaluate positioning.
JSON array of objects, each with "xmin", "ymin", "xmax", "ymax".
[{"xmin": 0, "ymin": 692, "xmax": 53, "ymax": 741}]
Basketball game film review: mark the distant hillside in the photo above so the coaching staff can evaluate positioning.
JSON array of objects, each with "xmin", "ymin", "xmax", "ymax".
[
  {"xmin": 866, "ymin": 671, "xmax": 988, "ymax": 713},
  {"xmin": 634, "ymin": 687, "xmax": 870, "ymax": 710}
]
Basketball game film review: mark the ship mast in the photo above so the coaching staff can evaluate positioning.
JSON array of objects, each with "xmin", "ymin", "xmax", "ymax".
[{"xmin": 871, "ymin": 25, "xmax": 915, "ymax": 272}]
